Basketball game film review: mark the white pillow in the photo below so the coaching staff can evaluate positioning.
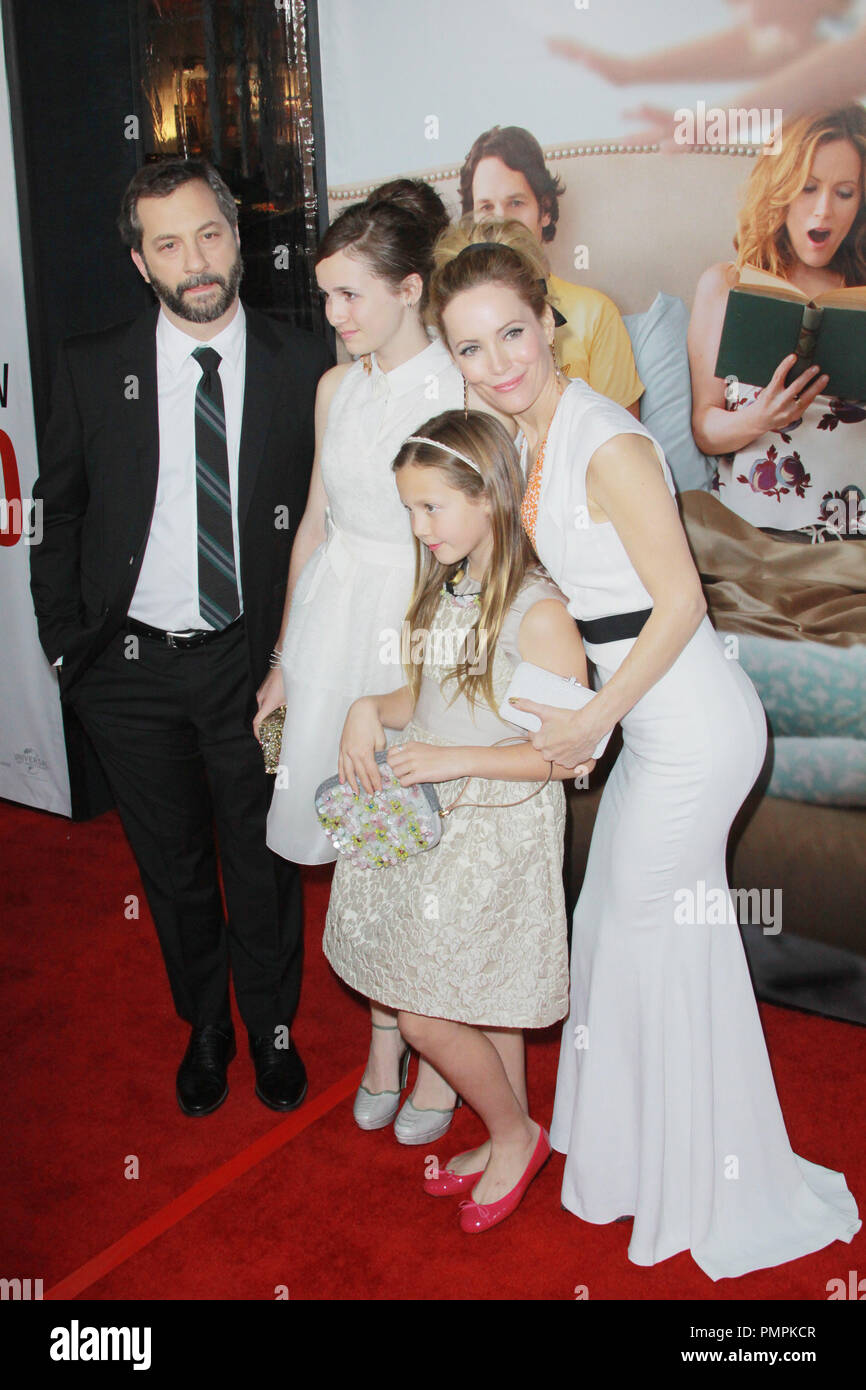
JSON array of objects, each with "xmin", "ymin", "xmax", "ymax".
[{"xmin": 624, "ymin": 292, "xmax": 715, "ymax": 494}]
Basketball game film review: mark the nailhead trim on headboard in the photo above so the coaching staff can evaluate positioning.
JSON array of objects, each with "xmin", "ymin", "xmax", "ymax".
[{"xmin": 327, "ymin": 142, "xmax": 758, "ymax": 200}]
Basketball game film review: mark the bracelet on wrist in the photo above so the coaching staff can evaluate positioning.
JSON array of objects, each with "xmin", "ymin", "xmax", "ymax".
[{"xmin": 268, "ymin": 648, "xmax": 284, "ymax": 670}]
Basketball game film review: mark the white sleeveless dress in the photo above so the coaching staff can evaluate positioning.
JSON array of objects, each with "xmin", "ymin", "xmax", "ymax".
[
  {"xmin": 266, "ymin": 337, "xmax": 464, "ymax": 863},
  {"xmin": 531, "ymin": 381, "xmax": 860, "ymax": 1280}
]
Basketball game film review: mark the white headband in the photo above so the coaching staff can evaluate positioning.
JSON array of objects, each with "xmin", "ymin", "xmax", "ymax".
[{"xmin": 404, "ymin": 435, "xmax": 482, "ymax": 474}]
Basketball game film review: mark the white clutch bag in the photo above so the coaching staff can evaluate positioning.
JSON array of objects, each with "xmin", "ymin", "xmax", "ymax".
[{"xmin": 499, "ymin": 662, "xmax": 613, "ymax": 761}]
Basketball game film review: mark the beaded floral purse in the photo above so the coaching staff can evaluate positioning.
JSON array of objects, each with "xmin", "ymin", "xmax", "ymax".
[
  {"xmin": 314, "ymin": 745, "xmax": 551, "ymax": 871},
  {"xmin": 315, "ymin": 752, "xmax": 443, "ymax": 869}
]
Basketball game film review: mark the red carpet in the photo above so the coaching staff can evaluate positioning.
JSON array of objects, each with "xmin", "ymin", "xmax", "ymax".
[{"xmin": 1, "ymin": 797, "xmax": 863, "ymax": 1301}]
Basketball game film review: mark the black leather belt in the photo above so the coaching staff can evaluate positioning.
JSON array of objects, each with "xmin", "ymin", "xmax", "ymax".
[
  {"xmin": 126, "ymin": 615, "xmax": 243, "ymax": 649},
  {"xmin": 576, "ymin": 608, "xmax": 652, "ymax": 643}
]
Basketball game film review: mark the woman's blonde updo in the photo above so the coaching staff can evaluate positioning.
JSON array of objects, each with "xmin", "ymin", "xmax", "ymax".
[{"xmin": 428, "ymin": 216, "xmax": 556, "ymax": 342}]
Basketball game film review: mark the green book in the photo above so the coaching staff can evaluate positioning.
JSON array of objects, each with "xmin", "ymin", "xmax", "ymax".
[{"xmin": 714, "ymin": 275, "xmax": 866, "ymax": 403}]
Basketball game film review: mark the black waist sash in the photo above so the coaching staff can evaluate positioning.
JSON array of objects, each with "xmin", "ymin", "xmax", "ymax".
[{"xmin": 576, "ymin": 608, "xmax": 652, "ymax": 643}]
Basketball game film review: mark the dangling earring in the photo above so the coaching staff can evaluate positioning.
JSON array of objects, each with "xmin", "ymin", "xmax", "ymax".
[
  {"xmin": 550, "ymin": 339, "xmax": 560, "ymax": 375},
  {"xmin": 463, "ymin": 376, "xmax": 470, "ymax": 419},
  {"xmin": 362, "ymin": 354, "xmax": 372, "ymax": 375}
]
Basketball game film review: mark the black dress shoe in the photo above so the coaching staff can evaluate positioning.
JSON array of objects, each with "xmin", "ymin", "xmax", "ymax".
[
  {"xmin": 249, "ymin": 1031, "xmax": 308, "ymax": 1112},
  {"xmin": 176, "ymin": 1025, "xmax": 236, "ymax": 1116}
]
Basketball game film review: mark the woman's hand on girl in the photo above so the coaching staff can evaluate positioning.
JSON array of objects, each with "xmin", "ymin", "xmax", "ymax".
[
  {"xmin": 387, "ymin": 742, "xmax": 466, "ymax": 786},
  {"xmin": 508, "ymin": 698, "xmax": 601, "ymax": 773},
  {"xmin": 752, "ymin": 355, "xmax": 828, "ymax": 433},
  {"xmin": 338, "ymin": 697, "xmax": 387, "ymax": 795}
]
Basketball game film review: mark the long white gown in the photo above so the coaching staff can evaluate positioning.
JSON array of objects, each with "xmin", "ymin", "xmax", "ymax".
[
  {"xmin": 266, "ymin": 336, "xmax": 464, "ymax": 864},
  {"xmin": 529, "ymin": 380, "xmax": 861, "ymax": 1280}
]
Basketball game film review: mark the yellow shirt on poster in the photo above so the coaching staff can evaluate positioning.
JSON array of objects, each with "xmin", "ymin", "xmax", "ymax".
[{"xmin": 550, "ymin": 273, "xmax": 643, "ymax": 409}]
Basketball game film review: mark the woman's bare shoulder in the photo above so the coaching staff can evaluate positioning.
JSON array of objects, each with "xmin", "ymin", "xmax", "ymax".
[{"xmin": 695, "ymin": 261, "xmax": 739, "ymax": 302}]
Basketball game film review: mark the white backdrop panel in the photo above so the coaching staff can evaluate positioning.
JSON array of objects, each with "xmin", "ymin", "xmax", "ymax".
[
  {"xmin": 0, "ymin": 17, "xmax": 71, "ymax": 815},
  {"xmin": 319, "ymin": 0, "xmax": 739, "ymax": 186}
]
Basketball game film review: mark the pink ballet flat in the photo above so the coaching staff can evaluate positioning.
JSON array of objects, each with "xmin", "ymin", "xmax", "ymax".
[
  {"xmin": 458, "ymin": 1127, "xmax": 551, "ymax": 1233},
  {"xmin": 423, "ymin": 1165, "xmax": 484, "ymax": 1197}
]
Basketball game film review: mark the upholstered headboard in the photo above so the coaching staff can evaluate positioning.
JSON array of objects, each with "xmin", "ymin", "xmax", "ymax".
[
  {"xmin": 327, "ymin": 147, "xmax": 755, "ymax": 316},
  {"xmin": 328, "ymin": 147, "xmax": 760, "ymax": 494}
]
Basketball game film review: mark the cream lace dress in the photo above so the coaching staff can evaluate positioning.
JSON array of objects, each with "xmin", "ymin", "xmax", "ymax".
[{"xmin": 322, "ymin": 570, "xmax": 570, "ymax": 1028}]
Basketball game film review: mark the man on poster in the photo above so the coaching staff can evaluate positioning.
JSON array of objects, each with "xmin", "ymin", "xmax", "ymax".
[{"xmin": 29, "ymin": 159, "xmax": 331, "ymax": 1117}]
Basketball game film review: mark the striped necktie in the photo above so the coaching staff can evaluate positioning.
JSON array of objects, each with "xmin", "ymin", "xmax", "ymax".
[{"xmin": 192, "ymin": 345, "xmax": 240, "ymax": 628}]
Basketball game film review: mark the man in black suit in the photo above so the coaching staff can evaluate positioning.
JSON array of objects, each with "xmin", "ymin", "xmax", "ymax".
[{"xmin": 30, "ymin": 160, "xmax": 331, "ymax": 1116}]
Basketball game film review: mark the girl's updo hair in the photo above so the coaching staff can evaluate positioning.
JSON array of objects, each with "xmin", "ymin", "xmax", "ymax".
[
  {"xmin": 315, "ymin": 179, "xmax": 450, "ymax": 311},
  {"xmin": 428, "ymin": 216, "xmax": 554, "ymax": 341}
]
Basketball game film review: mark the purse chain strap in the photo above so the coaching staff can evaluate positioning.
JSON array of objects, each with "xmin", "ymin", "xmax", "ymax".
[{"xmin": 438, "ymin": 737, "xmax": 553, "ymax": 817}]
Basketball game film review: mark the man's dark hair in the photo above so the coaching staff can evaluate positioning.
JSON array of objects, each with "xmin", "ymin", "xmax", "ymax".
[
  {"xmin": 459, "ymin": 126, "xmax": 565, "ymax": 244},
  {"xmin": 118, "ymin": 159, "xmax": 238, "ymax": 252}
]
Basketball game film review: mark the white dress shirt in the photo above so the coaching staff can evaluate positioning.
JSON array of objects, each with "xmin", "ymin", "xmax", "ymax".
[{"xmin": 128, "ymin": 303, "xmax": 246, "ymax": 630}]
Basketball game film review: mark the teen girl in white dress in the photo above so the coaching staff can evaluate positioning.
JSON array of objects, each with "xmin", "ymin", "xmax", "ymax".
[{"xmin": 257, "ymin": 182, "xmax": 466, "ymax": 1134}]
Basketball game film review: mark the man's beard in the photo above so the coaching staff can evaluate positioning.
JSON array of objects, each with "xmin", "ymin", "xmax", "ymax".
[{"xmin": 143, "ymin": 251, "xmax": 243, "ymax": 323}]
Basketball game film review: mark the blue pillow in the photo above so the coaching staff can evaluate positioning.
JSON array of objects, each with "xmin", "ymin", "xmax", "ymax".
[
  {"xmin": 767, "ymin": 737, "xmax": 866, "ymax": 807},
  {"xmin": 736, "ymin": 634, "xmax": 866, "ymax": 740},
  {"xmin": 624, "ymin": 292, "xmax": 715, "ymax": 494}
]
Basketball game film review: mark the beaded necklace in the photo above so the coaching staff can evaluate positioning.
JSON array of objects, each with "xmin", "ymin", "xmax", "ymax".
[
  {"xmin": 442, "ymin": 565, "xmax": 481, "ymax": 607},
  {"xmin": 521, "ymin": 377, "xmax": 566, "ymax": 546}
]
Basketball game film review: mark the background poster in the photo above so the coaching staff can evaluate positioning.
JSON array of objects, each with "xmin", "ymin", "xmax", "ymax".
[
  {"xmin": 318, "ymin": 0, "xmax": 866, "ymax": 186},
  {"xmin": 0, "ymin": 17, "xmax": 70, "ymax": 815},
  {"xmin": 315, "ymin": 0, "xmax": 866, "ymax": 1001}
]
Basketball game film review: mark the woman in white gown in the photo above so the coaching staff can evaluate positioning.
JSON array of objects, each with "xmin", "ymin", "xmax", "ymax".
[
  {"xmin": 256, "ymin": 182, "xmax": 469, "ymax": 1134},
  {"xmin": 426, "ymin": 217, "xmax": 861, "ymax": 1279}
]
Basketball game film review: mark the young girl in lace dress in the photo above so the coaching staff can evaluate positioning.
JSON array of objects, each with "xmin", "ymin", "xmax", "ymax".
[{"xmin": 323, "ymin": 409, "xmax": 591, "ymax": 1234}]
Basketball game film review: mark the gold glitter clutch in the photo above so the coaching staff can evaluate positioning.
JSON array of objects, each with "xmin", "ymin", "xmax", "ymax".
[{"xmin": 259, "ymin": 704, "xmax": 286, "ymax": 775}]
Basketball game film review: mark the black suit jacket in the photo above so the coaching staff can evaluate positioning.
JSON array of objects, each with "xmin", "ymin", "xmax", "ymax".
[{"xmin": 30, "ymin": 303, "xmax": 332, "ymax": 707}]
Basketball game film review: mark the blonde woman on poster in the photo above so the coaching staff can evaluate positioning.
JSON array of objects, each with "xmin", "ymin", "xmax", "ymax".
[{"xmin": 688, "ymin": 104, "xmax": 866, "ymax": 536}]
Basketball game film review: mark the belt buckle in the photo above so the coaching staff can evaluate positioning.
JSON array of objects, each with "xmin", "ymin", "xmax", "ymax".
[{"xmin": 165, "ymin": 630, "xmax": 194, "ymax": 649}]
